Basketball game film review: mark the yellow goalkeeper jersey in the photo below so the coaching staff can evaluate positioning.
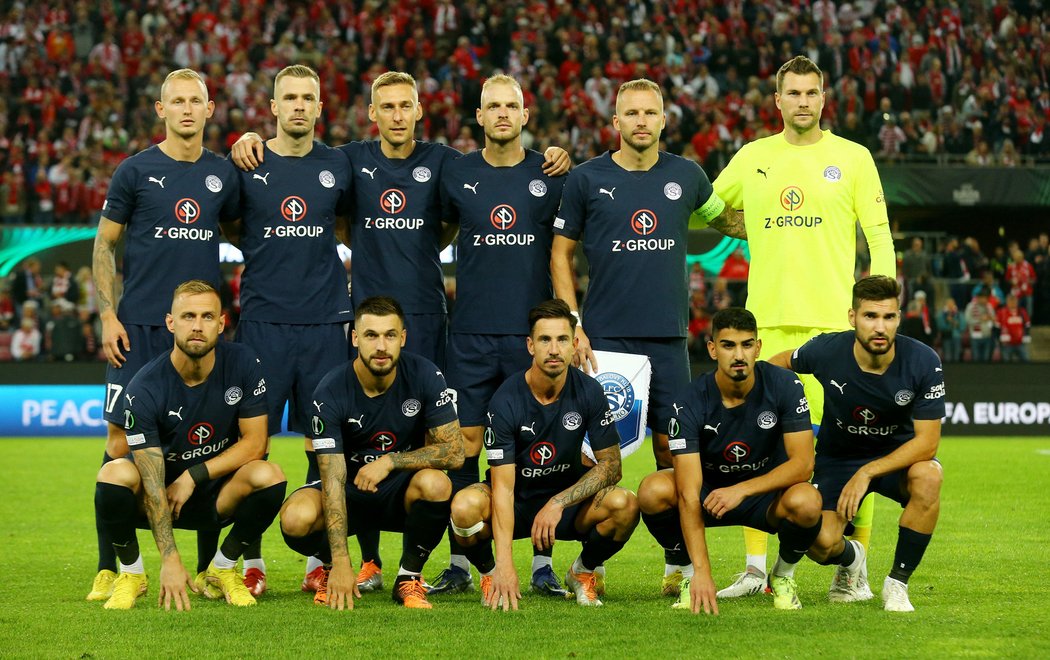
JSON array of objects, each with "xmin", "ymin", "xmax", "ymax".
[{"xmin": 714, "ymin": 130, "xmax": 893, "ymax": 329}]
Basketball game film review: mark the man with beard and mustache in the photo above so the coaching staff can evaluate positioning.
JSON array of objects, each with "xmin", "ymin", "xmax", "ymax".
[
  {"xmin": 551, "ymin": 79, "xmax": 743, "ymax": 596},
  {"xmin": 429, "ymin": 75, "xmax": 570, "ymax": 597},
  {"xmin": 637, "ymin": 307, "xmax": 822, "ymax": 614},
  {"xmin": 89, "ymin": 68, "xmax": 242, "ymax": 604},
  {"xmin": 279, "ymin": 296, "xmax": 465, "ymax": 610},
  {"xmin": 445, "ymin": 300, "xmax": 639, "ymax": 610},
  {"xmin": 767, "ymin": 276, "xmax": 945, "ymax": 612},
  {"xmin": 222, "ymin": 65, "xmax": 354, "ymax": 596},
  {"xmin": 94, "ymin": 280, "xmax": 286, "ymax": 610}
]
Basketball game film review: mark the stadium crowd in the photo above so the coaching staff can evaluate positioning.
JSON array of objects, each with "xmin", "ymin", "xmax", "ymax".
[{"xmin": 0, "ymin": 0, "xmax": 1047, "ymax": 362}]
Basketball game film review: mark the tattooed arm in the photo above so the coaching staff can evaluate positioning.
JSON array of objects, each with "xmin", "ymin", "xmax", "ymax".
[
  {"xmin": 93, "ymin": 218, "xmax": 129, "ymax": 368},
  {"xmin": 531, "ymin": 444, "xmax": 623, "ymax": 550},
  {"xmin": 706, "ymin": 206, "xmax": 748, "ymax": 239},
  {"xmin": 353, "ymin": 420, "xmax": 466, "ymax": 493},
  {"xmin": 318, "ymin": 452, "xmax": 358, "ymax": 610},
  {"xmin": 134, "ymin": 445, "xmax": 196, "ymax": 609}
]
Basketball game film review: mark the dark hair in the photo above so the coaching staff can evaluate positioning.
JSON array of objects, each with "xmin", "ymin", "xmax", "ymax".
[
  {"xmin": 776, "ymin": 55, "xmax": 823, "ymax": 93},
  {"xmin": 355, "ymin": 296, "xmax": 405, "ymax": 325},
  {"xmin": 528, "ymin": 299, "xmax": 577, "ymax": 334},
  {"xmin": 852, "ymin": 275, "xmax": 901, "ymax": 308},
  {"xmin": 711, "ymin": 307, "xmax": 757, "ymax": 336}
]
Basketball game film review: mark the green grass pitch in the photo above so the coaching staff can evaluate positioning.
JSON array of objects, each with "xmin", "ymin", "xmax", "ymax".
[{"xmin": 0, "ymin": 436, "xmax": 1048, "ymax": 658}]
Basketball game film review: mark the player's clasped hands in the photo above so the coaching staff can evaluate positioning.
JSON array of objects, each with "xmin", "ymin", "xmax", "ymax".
[
  {"xmin": 326, "ymin": 562, "xmax": 362, "ymax": 611},
  {"xmin": 158, "ymin": 555, "xmax": 198, "ymax": 611},
  {"xmin": 488, "ymin": 563, "xmax": 521, "ymax": 611},
  {"xmin": 166, "ymin": 471, "xmax": 196, "ymax": 519},
  {"xmin": 703, "ymin": 485, "xmax": 746, "ymax": 520}
]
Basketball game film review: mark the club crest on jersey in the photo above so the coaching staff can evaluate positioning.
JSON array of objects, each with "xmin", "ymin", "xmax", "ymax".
[
  {"xmin": 412, "ymin": 166, "xmax": 432, "ymax": 182},
  {"xmin": 780, "ymin": 186, "xmax": 804, "ymax": 211},
  {"xmin": 562, "ymin": 411, "xmax": 583, "ymax": 431},
  {"xmin": 370, "ymin": 431, "xmax": 397, "ymax": 452},
  {"xmin": 823, "ymin": 166, "xmax": 842, "ymax": 181},
  {"xmin": 319, "ymin": 170, "xmax": 335, "ymax": 188},
  {"xmin": 402, "ymin": 399, "xmax": 421, "ymax": 417},
  {"xmin": 205, "ymin": 175, "xmax": 223, "ymax": 193},
  {"xmin": 175, "ymin": 198, "xmax": 201, "ymax": 224},
  {"xmin": 757, "ymin": 411, "xmax": 777, "ymax": 429},
  {"xmin": 596, "ymin": 372, "xmax": 634, "ymax": 423},
  {"xmin": 529, "ymin": 179, "xmax": 547, "ymax": 197},
  {"xmin": 723, "ymin": 441, "xmax": 751, "ymax": 463},
  {"xmin": 281, "ymin": 196, "xmax": 308, "ymax": 222},
  {"xmin": 630, "ymin": 209, "xmax": 658, "ymax": 236},
  {"xmin": 663, "ymin": 182, "xmax": 683, "ymax": 200},
  {"xmin": 529, "ymin": 441, "xmax": 557, "ymax": 465},
  {"xmin": 224, "ymin": 387, "xmax": 243, "ymax": 405},
  {"xmin": 188, "ymin": 422, "xmax": 215, "ymax": 446},
  {"xmin": 380, "ymin": 189, "xmax": 406, "ymax": 214},
  {"xmin": 895, "ymin": 390, "xmax": 915, "ymax": 406},
  {"xmin": 490, "ymin": 204, "xmax": 517, "ymax": 230}
]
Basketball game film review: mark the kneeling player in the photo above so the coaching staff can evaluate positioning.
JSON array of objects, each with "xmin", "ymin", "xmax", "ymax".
[
  {"xmin": 638, "ymin": 308, "xmax": 822, "ymax": 614},
  {"xmin": 767, "ymin": 276, "xmax": 945, "ymax": 612},
  {"xmin": 279, "ymin": 297, "xmax": 465, "ymax": 610},
  {"xmin": 448, "ymin": 300, "xmax": 640, "ymax": 609},
  {"xmin": 94, "ymin": 281, "xmax": 287, "ymax": 610}
]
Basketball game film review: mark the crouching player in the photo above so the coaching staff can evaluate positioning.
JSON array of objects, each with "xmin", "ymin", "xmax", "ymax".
[
  {"xmin": 767, "ymin": 276, "xmax": 945, "ymax": 612},
  {"xmin": 279, "ymin": 296, "xmax": 465, "ymax": 610},
  {"xmin": 448, "ymin": 300, "xmax": 640, "ymax": 609},
  {"xmin": 93, "ymin": 280, "xmax": 287, "ymax": 610},
  {"xmin": 638, "ymin": 308, "xmax": 822, "ymax": 613}
]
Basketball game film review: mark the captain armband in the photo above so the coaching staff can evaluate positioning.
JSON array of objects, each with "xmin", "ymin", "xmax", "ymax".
[{"xmin": 689, "ymin": 193, "xmax": 726, "ymax": 229}]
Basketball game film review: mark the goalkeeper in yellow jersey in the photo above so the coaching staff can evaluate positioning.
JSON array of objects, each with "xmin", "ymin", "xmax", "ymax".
[{"xmin": 702, "ymin": 56, "xmax": 895, "ymax": 601}]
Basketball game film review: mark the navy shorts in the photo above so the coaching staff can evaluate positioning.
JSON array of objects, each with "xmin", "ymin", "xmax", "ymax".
[
  {"xmin": 237, "ymin": 321, "xmax": 348, "ymax": 436},
  {"xmin": 134, "ymin": 475, "xmax": 233, "ymax": 532},
  {"xmin": 812, "ymin": 454, "xmax": 931, "ymax": 511},
  {"xmin": 698, "ymin": 484, "xmax": 778, "ymax": 533},
  {"xmin": 446, "ymin": 333, "xmax": 531, "ymax": 427},
  {"xmin": 104, "ymin": 324, "xmax": 174, "ymax": 425},
  {"xmin": 589, "ymin": 336, "xmax": 689, "ymax": 434},
  {"xmin": 300, "ymin": 469, "xmax": 416, "ymax": 534},
  {"xmin": 508, "ymin": 492, "xmax": 588, "ymax": 542},
  {"xmin": 405, "ymin": 313, "xmax": 448, "ymax": 371}
]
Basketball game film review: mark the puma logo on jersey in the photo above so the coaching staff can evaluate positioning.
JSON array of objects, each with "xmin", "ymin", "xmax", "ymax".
[
  {"xmin": 599, "ymin": 187, "xmax": 615, "ymax": 200},
  {"xmin": 935, "ymin": 367, "xmax": 943, "ymax": 372},
  {"xmin": 148, "ymin": 176, "xmax": 165, "ymax": 188},
  {"xmin": 464, "ymin": 182, "xmax": 479, "ymax": 194},
  {"xmin": 672, "ymin": 403, "xmax": 684, "ymax": 415},
  {"xmin": 168, "ymin": 406, "xmax": 183, "ymax": 420},
  {"xmin": 830, "ymin": 380, "xmax": 847, "ymax": 395},
  {"xmin": 361, "ymin": 167, "xmax": 377, "ymax": 179},
  {"xmin": 794, "ymin": 379, "xmax": 803, "ymax": 386},
  {"xmin": 313, "ymin": 400, "xmax": 324, "ymax": 413},
  {"xmin": 347, "ymin": 415, "xmax": 364, "ymax": 428},
  {"xmin": 520, "ymin": 422, "xmax": 536, "ymax": 435},
  {"xmin": 756, "ymin": 168, "xmax": 768, "ymax": 178},
  {"xmin": 253, "ymin": 172, "xmax": 270, "ymax": 185},
  {"xmin": 125, "ymin": 393, "xmax": 135, "ymax": 406},
  {"xmin": 703, "ymin": 423, "xmax": 721, "ymax": 434}
]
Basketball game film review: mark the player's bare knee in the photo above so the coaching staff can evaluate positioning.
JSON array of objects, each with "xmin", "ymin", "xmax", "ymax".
[
  {"xmin": 907, "ymin": 461, "xmax": 943, "ymax": 502},
  {"xmin": 609, "ymin": 489, "xmax": 640, "ymax": 532},
  {"xmin": 783, "ymin": 483, "xmax": 822, "ymax": 526},
  {"xmin": 280, "ymin": 491, "xmax": 321, "ymax": 536},
  {"xmin": 450, "ymin": 489, "xmax": 485, "ymax": 528},
  {"xmin": 638, "ymin": 470, "xmax": 676, "ymax": 514},
  {"xmin": 97, "ymin": 458, "xmax": 139, "ymax": 487},
  {"xmin": 247, "ymin": 460, "xmax": 286, "ymax": 488},
  {"xmin": 412, "ymin": 468, "xmax": 453, "ymax": 501}
]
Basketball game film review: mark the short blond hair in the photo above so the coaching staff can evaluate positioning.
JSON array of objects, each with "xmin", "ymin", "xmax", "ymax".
[
  {"xmin": 161, "ymin": 69, "xmax": 208, "ymax": 102},
  {"xmin": 616, "ymin": 79, "xmax": 663, "ymax": 111},
  {"xmin": 172, "ymin": 279, "xmax": 219, "ymax": 304},
  {"xmin": 371, "ymin": 71, "xmax": 417, "ymax": 103},
  {"xmin": 274, "ymin": 64, "xmax": 320, "ymax": 94},
  {"xmin": 481, "ymin": 74, "xmax": 524, "ymax": 106}
]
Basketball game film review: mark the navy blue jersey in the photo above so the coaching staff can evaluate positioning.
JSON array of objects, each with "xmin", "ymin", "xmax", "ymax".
[
  {"xmin": 553, "ymin": 152, "xmax": 715, "ymax": 338},
  {"xmin": 441, "ymin": 150, "xmax": 565, "ymax": 335},
  {"xmin": 668, "ymin": 362, "xmax": 811, "ymax": 489},
  {"xmin": 309, "ymin": 352, "xmax": 458, "ymax": 472},
  {"xmin": 103, "ymin": 146, "xmax": 240, "ymax": 326},
  {"xmin": 122, "ymin": 342, "xmax": 268, "ymax": 486},
  {"xmin": 790, "ymin": 331, "xmax": 946, "ymax": 459},
  {"xmin": 235, "ymin": 142, "xmax": 353, "ymax": 323},
  {"xmin": 340, "ymin": 141, "xmax": 459, "ymax": 314},
  {"xmin": 484, "ymin": 368, "xmax": 619, "ymax": 501}
]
